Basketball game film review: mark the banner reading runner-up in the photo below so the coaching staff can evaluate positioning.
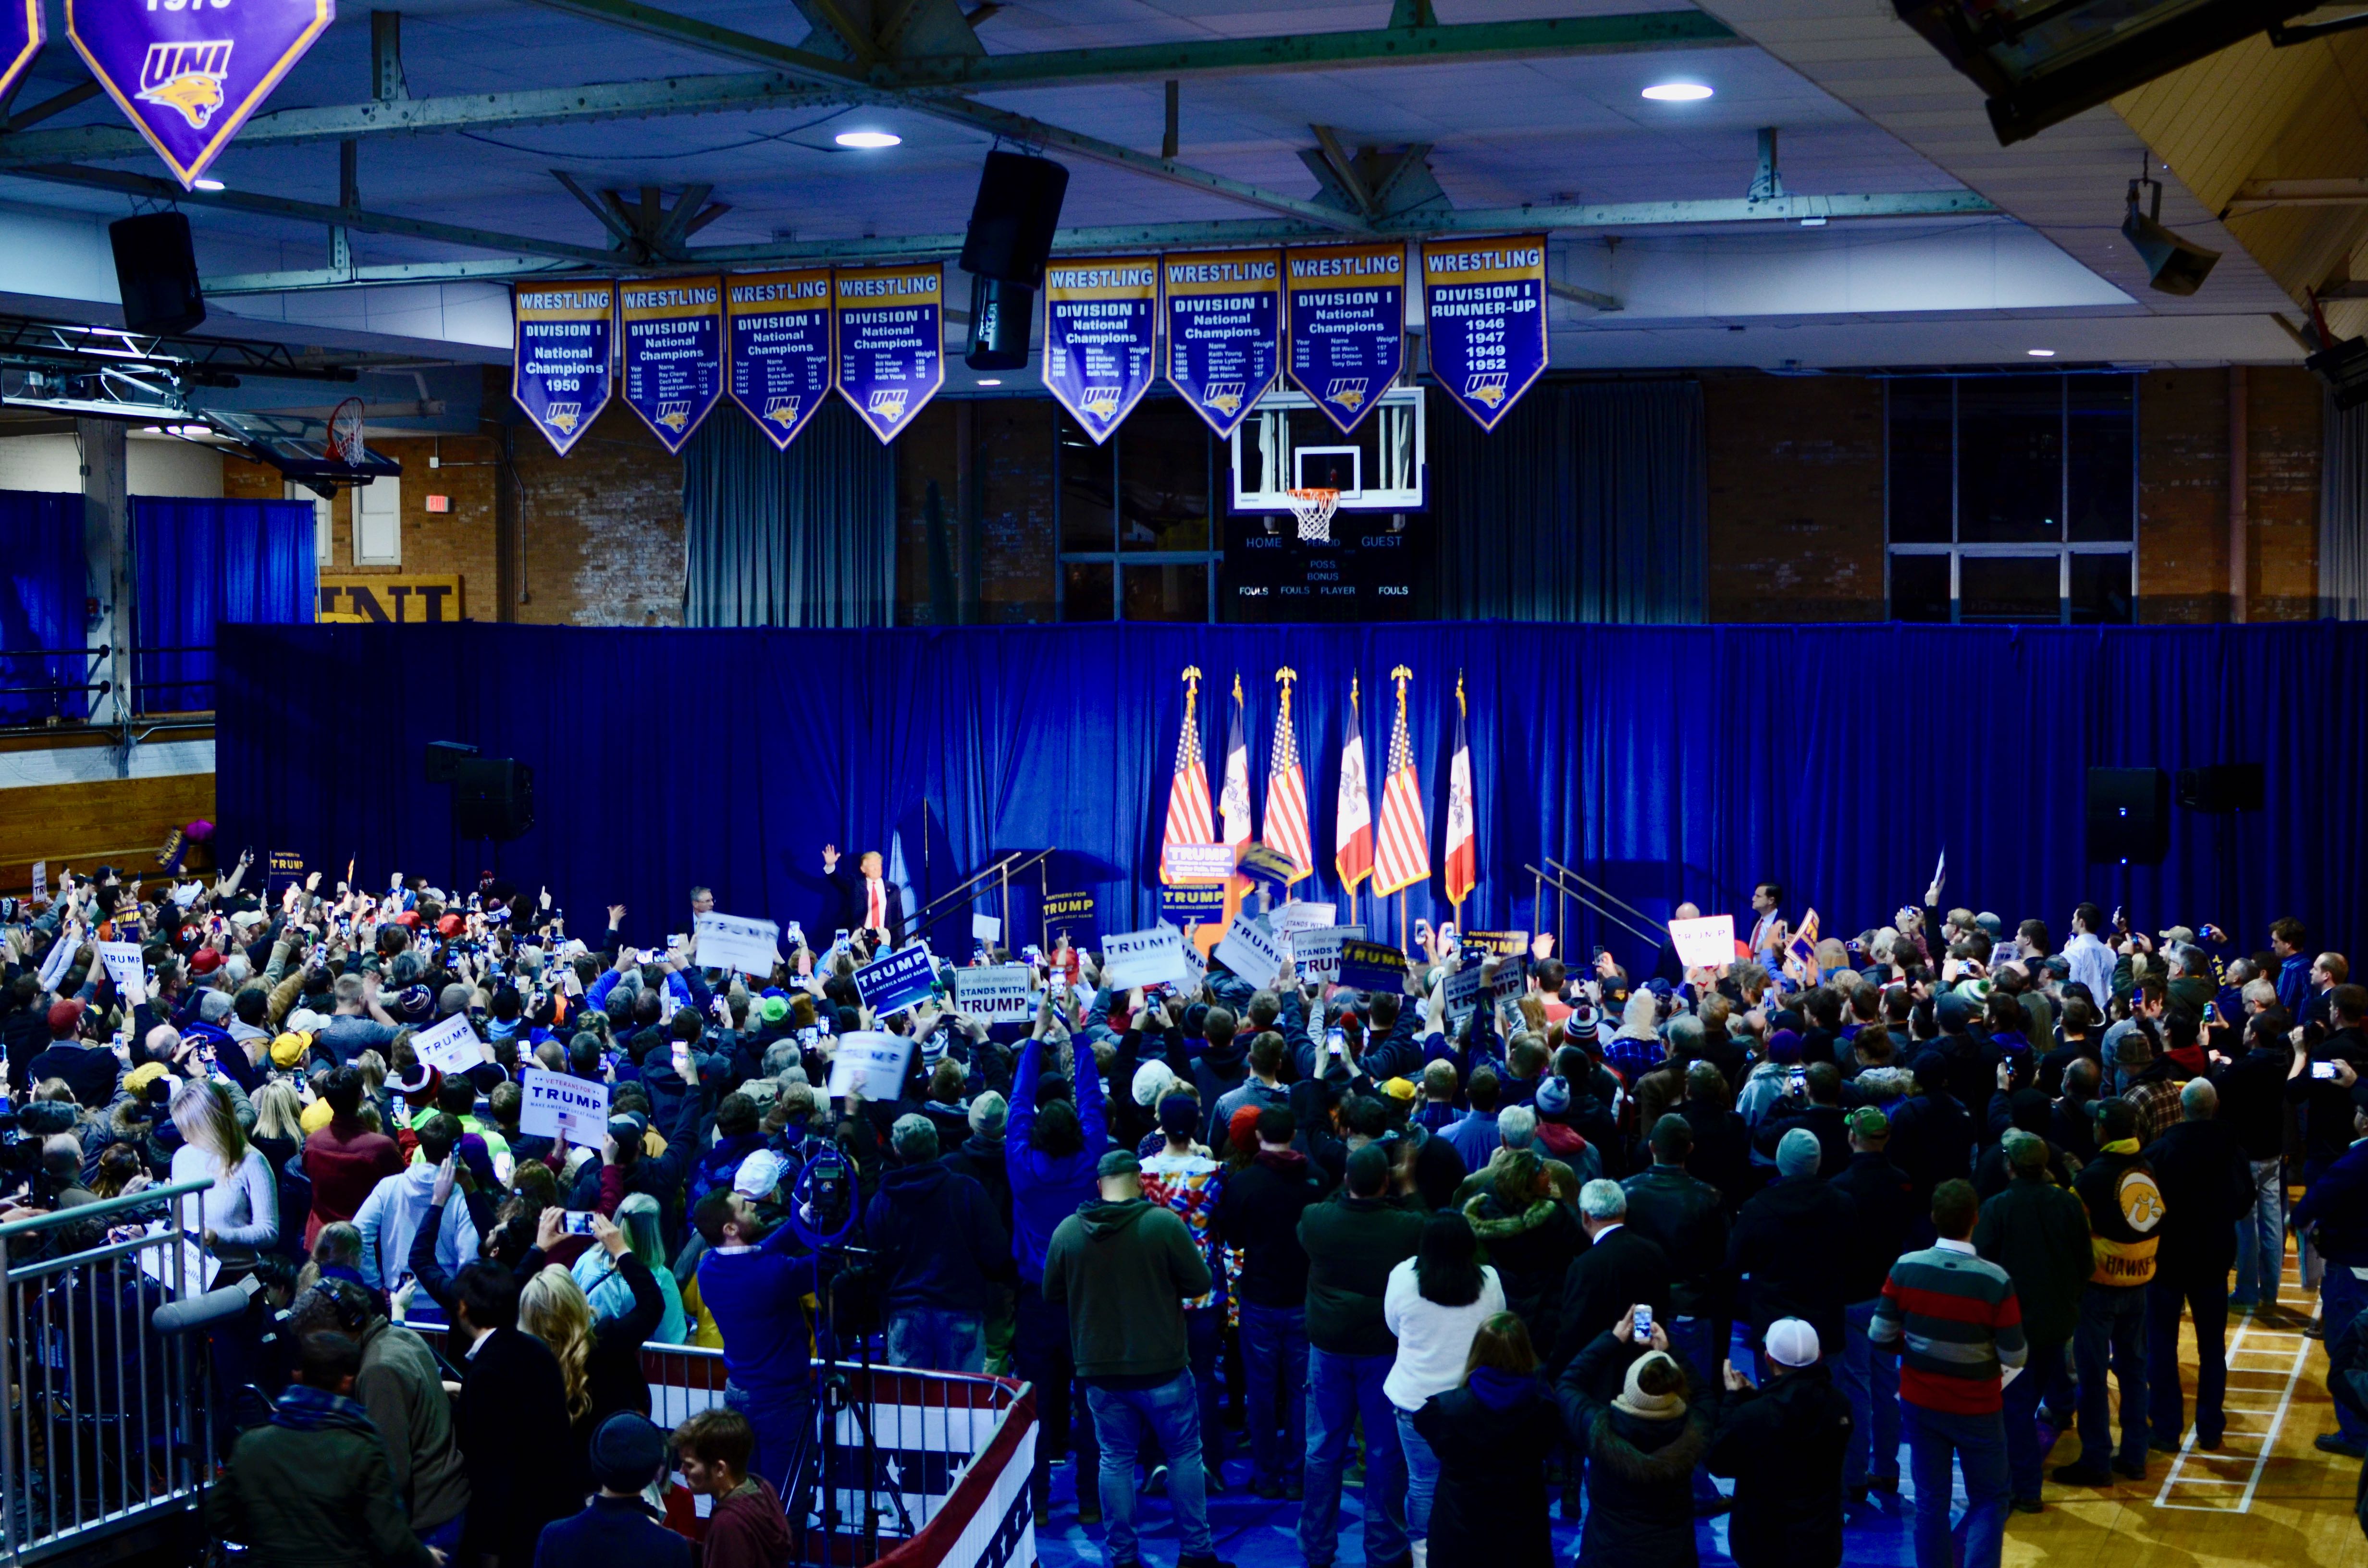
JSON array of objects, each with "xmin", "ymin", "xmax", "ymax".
[
  {"xmin": 1421, "ymin": 236, "xmax": 1547, "ymax": 431},
  {"xmin": 1043, "ymin": 257, "xmax": 1158, "ymax": 445},
  {"xmin": 726, "ymin": 268, "xmax": 833, "ymax": 451},
  {"xmin": 619, "ymin": 277, "xmax": 723, "ymax": 453},
  {"xmin": 834, "ymin": 263, "xmax": 944, "ymax": 444},
  {"xmin": 512, "ymin": 283, "xmax": 615, "ymax": 456},
  {"xmin": 1161, "ymin": 249, "xmax": 1281, "ymax": 442},
  {"xmin": 1285, "ymin": 243, "xmax": 1406, "ymax": 436}
]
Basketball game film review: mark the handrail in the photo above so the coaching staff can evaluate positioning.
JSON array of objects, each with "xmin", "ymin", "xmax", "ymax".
[
  {"xmin": 1523, "ymin": 862, "xmax": 1665, "ymax": 947},
  {"xmin": 0, "ymin": 1177, "xmax": 207, "ymax": 1241},
  {"xmin": 1540, "ymin": 856, "xmax": 1670, "ymax": 935},
  {"xmin": 911, "ymin": 852, "xmax": 1024, "ymax": 919}
]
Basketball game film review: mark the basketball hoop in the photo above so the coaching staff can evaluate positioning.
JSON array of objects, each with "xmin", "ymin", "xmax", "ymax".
[
  {"xmin": 1285, "ymin": 487, "xmax": 1340, "ymax": 543},
  {"xmin": 327, "ymin": 397, "xmax": 365, "ymax": 466}
]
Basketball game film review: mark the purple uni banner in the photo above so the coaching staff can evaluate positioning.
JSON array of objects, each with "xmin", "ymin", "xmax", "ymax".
[
  {"xmin": 726, "ymin": 267, "xmax": 832, "ymax": 450},
  {"xmin": 1284, "ymin": 242, "xmax": 1406, "ymax": 436},
  {"xmin": 0, "ymin": 0, "xmax": 42, "ymax": 107},
  {"xmin": 1422, "ymin": 235, "xmax": 1548, "ymax": 432},
  {"xmin": 1043, "ymin": 256, "xmax": 1157, "ymax": 446},
  {"xmin": 512, "ymin": 282, "xmax": 614, "ymax": 457},
  {"xmin": 833, "ymin": 262, "xmax": 943, "ymax": 445},
  {"xmin": 1161, "ymin": 248, "xmax": 1280, "ymax": 442},
  {"xmin": 619, "ymin": 276, "xmax": 723, "ymax": 454},
  {"xmin": 68, "ymin": 0, "xmax": 333, "ymax": 189}
]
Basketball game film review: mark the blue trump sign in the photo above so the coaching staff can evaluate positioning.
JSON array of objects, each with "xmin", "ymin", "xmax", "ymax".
[{"xmin": 855, "ymin": 946, "xmax": 938, "ymax": 1016}]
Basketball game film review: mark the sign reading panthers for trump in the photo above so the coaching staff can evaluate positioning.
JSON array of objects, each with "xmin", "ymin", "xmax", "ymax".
[
  {"xmin": 69, "ymin": 0, "xmax": 333, "ymax": 187},
  {"xmin": 1421, "ymin": 235, "xmax": 1547, "ymax": 432},
  {"xmin": 1284, "ymin": 242, "xmax": 1406, "ymax": 437},
  {"xmin": 1043, "ymin": 257, "xmax": 1158, "ymax": 446},
  {"xmin": 1160, "ymin": 249, "xmax": 1280, "ymax": 442},
  {"xmin": 619, "ymin": 276, "xmax": 723, "ymax": 454},
  {"xmin": 833, "ymin": 262, "xmax": 944, "ymax": 445},
  {"xmin": 726, "ymin": 268, "xmax": 833, "ymax": 451},
  {"xmin": 512, "ymin": 283, "xmax": 615, "ymax": 456}
]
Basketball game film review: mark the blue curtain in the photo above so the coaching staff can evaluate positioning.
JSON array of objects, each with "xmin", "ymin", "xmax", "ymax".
[
  {"xmin": 133, "ymin": 498, "xmax": 316, "ymax": 713},
  {"xmin": 681, "ymin": 402, "xmax": 897, "ymax": 627},
  {"xmin": 214, "ymin": 620, "xmax": 2368, "ymax": 972},
  {"xmin": 1431, "ymin": 380, "xmax": 1707, "ymax": 622},
  {"xmin": 0, "ymin": 490, "xmax": 90, "ymax": 724}
]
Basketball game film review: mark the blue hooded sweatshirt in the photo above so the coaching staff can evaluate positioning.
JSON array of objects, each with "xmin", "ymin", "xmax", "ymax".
[{"xmin": 1004, "ymin": 1034, "xmax": 1104, "ymax": 1285}]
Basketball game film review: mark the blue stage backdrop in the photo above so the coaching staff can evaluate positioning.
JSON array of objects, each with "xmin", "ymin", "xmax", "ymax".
[{"xmin": 214, "ymin": 621, "xmax": 2366, "ymax": 971}]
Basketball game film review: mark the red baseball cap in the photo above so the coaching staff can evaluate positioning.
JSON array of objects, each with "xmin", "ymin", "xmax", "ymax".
[{"xmin": 190, "ymin": 948, "xmax": 222, "ymax": 974}]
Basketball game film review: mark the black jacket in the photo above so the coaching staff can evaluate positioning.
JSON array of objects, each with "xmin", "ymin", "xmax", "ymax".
[
  {"xmin": 1555, "ymin": 1331, "xmax": 1711, "ymax": 1568},
  {"xmin": 1464, "ymin": 1189, "xmax": 1585, "ymax": 1353},
  {"xmin": 1826, "ymin": 1151, "xmax": 1916, "ymax": 1306},
  {"xmin": 2286, "ymin": 1026, "xmax": 2368, "ymax": 1173},
  {"xmin": 863, "ymin": 1160, "xmax": 1009, "ymax": 1316},
  {"xmin": 1726, "ymin": 1174, "xmax": 1856, "ymax": 1353},
  {"xmin": 455, "ymin": 1326, "xmax": 578, "ymax": 1568},
  {"xmin": 1704, "ymin": 1362, "xmax": 1852, "ymax": 1568},
  {"xmin": 1298, "ymin": 1190, "xmax": 1425, "ymax": 1356},
  {"xmin": 1677, "ymin": 1100, "xmax": 1758, "ymax": 1212},
  {"xmin": 1412, "ymin": 1378, "xmax": 1566, "ymax": 1568},
  {"xmin": 2211, "ymin": 1044, "xmax": 2292, "ymax": 1161},
  {"xmin": 827, "ymin": 867, "xmax": 904, "ymax": 946},
  {"xmin": 1549, "ymin": 1226, "xmax": 1671, "ymax": 1377},
  {"xmin": 1619, "ymin": 1165, "xmax": 1728, "ymax": 1317},
  {"xmin": 2142, "ymin": 1119, "xmax": 2253, "ymax": 1279},
  {"xmin": 941, "ymin": 1132, "xmax": 1013, "ymax": 1237},
  {"xmin": 1886, "ymin": 1089, "xmax": 1974, "ymax": 1209},
  {"xmin": 1212, "ymin": 1147, "xmax": 1331, "ymax": 1307}
]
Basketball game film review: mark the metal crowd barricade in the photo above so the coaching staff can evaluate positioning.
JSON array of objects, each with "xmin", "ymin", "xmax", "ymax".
[{"xmin": 0, "ymin": 1179, "xmax": 214, "ymax": 1568}]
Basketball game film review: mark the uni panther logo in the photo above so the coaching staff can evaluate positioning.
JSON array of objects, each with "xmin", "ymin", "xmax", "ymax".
[
  {"xmin": 1202, "ymin": 382, "xmax": 1245, "ymax": 416},
  {"xmin": 867, "ymin": 387, "xmax": 910, "ymax": 424},
  {"xmin": 762, "ymin": 395, "xmax": 801, "ymax": 430},
  {"xmin": 137, "ymin": 40, "xmax": 234, "ymax": 129},
  {"xmin": 1464, "ymin": 372, "xmax": 1509, "ymax": 408},
  {"xmin": 1079, "ymin": 386, "xmax": 1122, "ymax": 420},
  {"xmin": 654, "ymin": 401, "xmax": 691, "ymax": 433},
  {"xmin": 543, "ymin": 402, "xmax": 582, "ymax": 434},
  {"xmin": 1323, "ymin": 378, "xmax": 1368, "ymax": 412}
]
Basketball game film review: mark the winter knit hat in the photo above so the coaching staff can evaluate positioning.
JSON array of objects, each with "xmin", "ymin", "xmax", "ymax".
[
  {"xmin": 1776, "ymin": 1126, "xmax": 1822, "ymax": 1179},
  {"xmin": 1614, "ymin": 1350, "xmax": 1687, "ymax": 1420}
]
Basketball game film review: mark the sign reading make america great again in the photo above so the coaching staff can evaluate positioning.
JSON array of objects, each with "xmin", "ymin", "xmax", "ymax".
[
  {"xmin": 1422, "ymin": 236, "xmax": 1548, "ymax": 432},
  {"xmin": 726, "ymin": 268, "xmax": 832, "ymax": 450},
  {"xmin": 1285, "ymin": 242, "xmax": 1405, "ymax": 436},
  {"xmin": 512, "ymin": 284, "xmax": 614, "ymax": 456},
  {"xmin": 1043, "ymin": 257, "xmax": 1157, "ymax": 446},
  {"xmin": 834, "ymin": 263, "xmax": 944, "ymax": 444},
  {"xmin": 67, "ymin": 0, "xmax": 332, "ymax": 189},
  {"xmin": 620, "ymin": 277, "xmax": 723, "ymax": 453},
  {"xmin": 1162, "ymin": 249, "xmax": 1280, "ymax": 442}
]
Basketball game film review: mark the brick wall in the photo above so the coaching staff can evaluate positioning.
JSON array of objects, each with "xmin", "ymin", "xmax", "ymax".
[
  {"xmin": 1704, "ymin": 375, "xmax": 1888, "ymax": 621},
  {"xmin": 2246, "ymin": 366, "xmax": 2321, "ymax": 620},
  {"xmin": 892, "ymin": 397, "xmax": 1059, "ymax": 625},
  {"xmin": 500, "ymin": 392, "xmax": 686, "ymax": 627},
  {"xmin": 2135, "ymin": 368, "xmax": 2322, "ymax": 622}
]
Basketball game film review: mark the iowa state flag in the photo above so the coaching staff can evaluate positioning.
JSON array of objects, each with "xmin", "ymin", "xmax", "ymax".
[
  {"xmin": 1219, "ymin": 673, "xmax": 1252, "ymax": 848},
  {"xmin": 1335, "ymin": 676, "xmax": 1373, "ymax": 892},
  {"xmin": 1443, "ymin": 675, "xmax": 1475, "ymax": 906}
]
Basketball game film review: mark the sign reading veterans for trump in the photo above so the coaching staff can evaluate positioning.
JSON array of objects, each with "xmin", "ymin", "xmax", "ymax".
[
  {"xmin": 1161, "ymin": 249, "xmax": 1281, "ymax": 441},
  {"xmin": 1284, "ymin": 242, "xmax": 1406, "ymax": 436},
  {"xmin": 1421, "ymin": 236, "xmax": 1547, "ymax": 431},
  {"xmin": 521, "ymin": 1067, "xmax": 609, "ymax": 1142},
  {"xmin": 619, "ymin": 277, "xmax": 724, "ymax": 453},
  {"xmin": 0, "ymin": 0, "xmax": 41, "ymax": 111},
  {"xmin": 68, "ymin": 0, "xmax": 330, "ymax": 188},
  {"xmin": 833, "ymin": 263, "xmax": 943, "ymax": 444},
  {"xmin": 855, "ymin": 944, "xmax": 938, "ymax": 1016},
  {"xmin": 726, "ymin": 268, "xmax": 833, "ymax": 451},
  {"xmin": 512, "ymin": 284, "xmax": 614, "ymax": 455},
  {"xmin": 1043, "ymin": 257, "xmax": 1158, "ymax": 445}
]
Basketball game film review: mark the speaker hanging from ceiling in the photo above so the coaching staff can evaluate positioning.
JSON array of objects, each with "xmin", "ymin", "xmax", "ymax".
[
  {"xmin": 110, "ymin": 212, "xmax": 208, "ymax": 336},
  {"xmin": 2121, "ymin": 174, "xmax": 2219, "ymax": 297},
  {"xmin": 959, "ymin": 149, "xmax": 1069, "ymax": 373}
]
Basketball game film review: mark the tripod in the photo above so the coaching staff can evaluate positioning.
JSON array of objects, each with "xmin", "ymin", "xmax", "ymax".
[{"xmin": 789, "ymin": 1244, "xmax": 915, "ymax": 1566}]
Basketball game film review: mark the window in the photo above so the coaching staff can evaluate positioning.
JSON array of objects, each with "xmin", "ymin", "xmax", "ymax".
[
  {"xmin": 352, "ymin": 476, "xmax": 401, "ymax": 566},
  {"xmin": 1054, "ymin": 395, "xmax": 1220, "ymax": 622},
  {"xmin": 287, "ymin": 481, "xmax": 334, "ymax": 566},
  {"xmin": 1885, "ymin": 374, "xmax": 2135, "ymax": 624}
]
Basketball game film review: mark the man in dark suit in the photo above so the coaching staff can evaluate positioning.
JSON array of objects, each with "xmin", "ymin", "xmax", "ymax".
[
  {"xmin": 2142, "ymin": 1078, "xmax": 2253, "ymax": 1451},
  {"xmin": 822, "ymin": 844, "xmax": 903, "ymax": 947},
  {"xmin": 1550, "ymin": 1176, "xmax": 1671, "ymax": 1376},
  {"xmin": 451, "ymin": 1261, "xmax": 577, "ymax": 1568},
  {"xmin": 1828, "ymin": 1106, "xmax": 1917, "ymax": 1499}
]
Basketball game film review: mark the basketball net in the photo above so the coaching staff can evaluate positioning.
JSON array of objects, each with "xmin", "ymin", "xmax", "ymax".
[
  {"xmin": 328, "ymin": 397, "xmax": 366, "ymax": 466},
  {"xmin": 1286, "ymin": 487, "xmax": 1339, "ymax": 543}
]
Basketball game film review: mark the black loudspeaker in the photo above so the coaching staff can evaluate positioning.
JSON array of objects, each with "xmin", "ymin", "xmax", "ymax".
[
  {"xmin": 423, "ymin": 739, "xmax": 479, "ymax": 784},
  {"xmin": 965, "ymin": 273, "xmax": 1033, "ymax": 371},
  {"xmin": 2176, "ymin": 762, "xmax": 2264, "ymax": 812},
  {"xmin": 957, "ymin": 150, "xmax": 1069, "ymax": 289},
  {"xmin": 109, "ymin": 212, "xmax": 207, "ymax": 335},
  {"xmin": 2086, "ymin": 766, "xmax": 2170, "ymax": 863},
  {"xmin": 452, "ymin": 758, "xmax": 533, "ymax": 841},
  {"xmin": 2120, "ymin": 181, "xmax": 2219, "ymax": 298}
]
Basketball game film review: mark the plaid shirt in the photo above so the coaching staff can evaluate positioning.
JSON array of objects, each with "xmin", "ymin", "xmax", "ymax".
[{"xmin": 2124, "ymin": 1074, "xmax": 2183, "ymax": 1149}]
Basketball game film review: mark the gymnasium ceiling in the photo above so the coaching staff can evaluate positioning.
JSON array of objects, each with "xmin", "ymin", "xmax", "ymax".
[{"xmin": 0, "ymin": 0, "xmax": 2353, "ymax": 381}]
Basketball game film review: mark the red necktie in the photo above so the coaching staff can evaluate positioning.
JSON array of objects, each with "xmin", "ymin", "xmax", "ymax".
[{"xmin": 867, "ymin": 879, "xmax": 885, "ymax": 930}]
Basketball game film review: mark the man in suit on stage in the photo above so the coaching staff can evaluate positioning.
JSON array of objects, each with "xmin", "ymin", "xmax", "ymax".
[
  {"xmin": 822, "ymin": 844, "xmax": 904, "ymax": 946},
  {"xmin": 1747, "ymin": 882, "xmax": 1785, "ymax": 968}
]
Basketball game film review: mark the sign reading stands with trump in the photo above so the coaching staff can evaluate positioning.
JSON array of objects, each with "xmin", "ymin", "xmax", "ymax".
[
  {"xmin": 727, "ymin": 268, "xmax": 833, "ymax": 451},
  {"xmin": 513, "ymin": 284, "xmax": 615, "ymax": 455},
  {"xmin": 834, "ymin": 263, "xmax": 943, "ymax": 444},
  {"xmin": 953, "ymin": 964, "xmax": 1034, "ymax": 1023}
]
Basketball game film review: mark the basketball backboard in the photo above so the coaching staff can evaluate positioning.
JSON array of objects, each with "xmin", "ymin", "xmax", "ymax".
[{"xmin": 1229, "ymin": 386, "xmax": 1426, "ymax": 514}]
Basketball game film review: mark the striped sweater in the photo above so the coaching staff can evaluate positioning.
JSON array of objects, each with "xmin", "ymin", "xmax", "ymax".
[{"xmin": 1870, "ymin": 1240, "xmax": 2027, "ymax": 1416}]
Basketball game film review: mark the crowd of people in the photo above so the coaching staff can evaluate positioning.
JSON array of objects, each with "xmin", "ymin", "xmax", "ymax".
[{"xmin": 2, "ymin": 852, "xmax": 2365, "ymax": 1568}]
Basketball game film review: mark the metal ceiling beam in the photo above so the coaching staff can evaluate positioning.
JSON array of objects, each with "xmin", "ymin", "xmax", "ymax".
[
  {"xmin": 2223, "ymin": 177, "xmax": 2368, "ymax": 214},
  {"xmin": 207, "ymin": 256, "xmax": 576, "ymax": 294},
  {"xmin": 11, "ymin": 164, "xmax": 623, "ymax": 264}
]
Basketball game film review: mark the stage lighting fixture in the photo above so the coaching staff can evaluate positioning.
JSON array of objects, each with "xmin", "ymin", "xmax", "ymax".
[
  {"xmin": 965, "ymin": 273, "xmax": 1032, "ymax": 372},
  {"xmin": 1893, "ymin": 0, "xmax": 2319, "ymax": 146},
  {"xmin": 2121, "ymin": 176, "xmax": 2219, "ymax": 296},
  {"xmin": 2306, "ymin": 333, "xmax": 2368, "ymax": 411},
  {"xmin": 960, "ymin": 149, "xmax": 1069, "ymax": 291}
]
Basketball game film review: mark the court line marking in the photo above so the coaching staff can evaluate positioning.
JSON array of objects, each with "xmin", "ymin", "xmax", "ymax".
[{"xmin": 2154, "ymin": 1258, "xmax": 2316, "ymax": 1514}]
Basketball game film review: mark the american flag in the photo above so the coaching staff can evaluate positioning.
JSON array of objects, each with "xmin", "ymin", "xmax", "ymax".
[
  {"xmin": 1371, "ymin": 665, "xmax": 1431, "ymax": 897},
  {"xmin": 1161, "ymin": 667, "xmax": 1213, "ymax": 868},
  {"xmin": 1336, "ymin": 677, "xmax": 1373, "ymax": 891},
  {"xmin": 1220, "ymin": 674, "xmax": 1252, "ymax": 847},
  {"xmin": 1262, "ymin": 669, "xmax": 1313, "ymax": 883},
  {"xmin": 1443, "ymin": 674, "xmax": 1475, "ymax": 906}
]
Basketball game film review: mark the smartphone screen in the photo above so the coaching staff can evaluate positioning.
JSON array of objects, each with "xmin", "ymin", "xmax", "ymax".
[
  {"xmin": 2313, "ymin": 1061, "xmax": 2338, "ymax": 1080},
  {"xmin": 1632, "ymin": 1305, "xmax": 1653, "ymax": 1339}
]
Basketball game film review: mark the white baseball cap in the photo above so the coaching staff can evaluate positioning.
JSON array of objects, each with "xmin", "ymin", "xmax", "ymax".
[{"xmin": 1764, "ymin": 1317, "xmax": 1821, "ymax": 1368}]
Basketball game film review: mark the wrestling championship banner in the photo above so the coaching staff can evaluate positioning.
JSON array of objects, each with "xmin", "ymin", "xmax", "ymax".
[
  {"xmin": 68, "ymin": 0, "xmax": 332, "ymax": 187},
  {"xmin": 511, "ymin": 283, "xmax": 614, "ymax": 456},
  {"xmin": 726, "ymin": 268, "xmax": 833, "ymax": 451},
  {"xmin": 0, "ymin": 0, "xmax": 41, "ymax": 107},
  {"xmin": 1042, "ymin": 257, "xmax": 1158, "ymax": 446},
  {"xmin": 1421, "ymin": 236, "xmax": 1548, "ymax": 431},
  {"xmin": 834, "ymin": 263, "xmax": 944, "ymax": 444},
  {"xmin": 1284, "ymin": 242, "xmax": 1406, "ymax": 436},
  {"xmin": 619, "ymin": 276, "xmax": 724, "ymax": 453},
  {"xmin": 1160, "ymin": 249, "xmax": 1281, "ymax": 441}
]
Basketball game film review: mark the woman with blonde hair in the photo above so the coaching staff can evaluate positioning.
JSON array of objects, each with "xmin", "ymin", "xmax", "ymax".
[
  {"xmin": 169, "ymin": 1077, "xmax": 278, "ymax": 1271},
  {"xmin": 520, "ymin": 1207, "xmax": 666, "ymax": 1495},
  {"xmin": 570, "ymin": 1191, "xmax": 688, "ymax": 1343},
  {"xmin": 247, "ymin": 1078, "xmax": 305, "ymax": 1172}
]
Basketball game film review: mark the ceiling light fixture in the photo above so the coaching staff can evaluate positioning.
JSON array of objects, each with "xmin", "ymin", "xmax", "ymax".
[
  {"xmin": 835, "ymin": 130, "xmax": 901, "ymax": 148},
  {"xmin": 975, "ymin": 378, "xmax": 1003, "ymax": 386},
  {"xmin": 1800, "ymin": 217, "xmax": 1827, "ymax": 227},
  {"xmin": 1640, "ymin": 82, "xmax": 1713, "ymax": 102},
  {"xmin": 2027, "ymin": 348, "xmax": 2057, "ymax": 357},
  {"xmin": 193, "ymin": 178, "xmax": 226, "ymax": 191}
]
